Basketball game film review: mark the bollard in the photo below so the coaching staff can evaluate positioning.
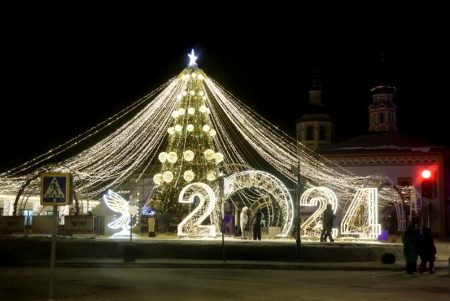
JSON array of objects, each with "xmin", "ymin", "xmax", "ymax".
[{"xmin": 123, "ymin": 244, "xmax": 136, "ymax": 263}]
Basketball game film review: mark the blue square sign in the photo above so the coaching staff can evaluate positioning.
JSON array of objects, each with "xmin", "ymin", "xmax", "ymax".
[{"xmin": 40, "ymin": 173, "xmax": 73, "ymax": 206}]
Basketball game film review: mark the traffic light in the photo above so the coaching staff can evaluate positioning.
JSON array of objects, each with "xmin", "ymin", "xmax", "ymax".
[{"xmin": 421, "ymin": 169, "xmax": 436, "ymax": 199}]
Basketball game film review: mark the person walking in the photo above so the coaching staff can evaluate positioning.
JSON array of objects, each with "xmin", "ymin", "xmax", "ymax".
[
  {"xmin": 403, "ymin": 223, "xmax": 418, "ymax": 274},
  {"xmin": 320, "ymin": 204, "xmax": 334, "ymax": 242},
  {"xmin": 418, "ymin": 227, "xmax": 436, "ymax": 274},
  {"xmin": 239, "ymin": 207, "xmax": 249, "ymax": 238},
  {"xmin": 387, "ymin": 213, "xmax": 398, "ymax": 243},
  {"xmin": 252, "ymin": 209, "xmax": 262, "ymax": 240}
]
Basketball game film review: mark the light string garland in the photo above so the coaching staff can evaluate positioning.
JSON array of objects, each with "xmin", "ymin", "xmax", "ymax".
[{"xmin": 0, "ymin": 52, "xmax": 406, "ymax": 238}]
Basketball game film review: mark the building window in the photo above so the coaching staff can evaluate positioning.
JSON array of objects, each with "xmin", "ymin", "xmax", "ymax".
[
  {"xmin": 319, "ymin": 126, "xmax": 326, "ymax": 140},
  {"xmin": 306, "ymin": 126, "xmax": 314, "ymax": 141},
  {"xmin": 378, "ymin": 113, "xmax": 384, "ymax": 124},
  {"xmin": 398, "ymin": 177, "xmax": 412, "ymax": 186}
]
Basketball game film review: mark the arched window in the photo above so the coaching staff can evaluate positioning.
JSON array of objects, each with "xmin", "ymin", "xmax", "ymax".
[
  {"xmin": 306, "ymin": 126, "xmax": 314, "ymax": 140},
  {"xmin": 319, "ymin": 126, "xmax": 326, "ymax": 141}
]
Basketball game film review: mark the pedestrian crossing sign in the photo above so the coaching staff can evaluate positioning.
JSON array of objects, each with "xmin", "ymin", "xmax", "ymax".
[{"xmin": 40, "ymin": 173, "xmax": 73, "ymax": 206}]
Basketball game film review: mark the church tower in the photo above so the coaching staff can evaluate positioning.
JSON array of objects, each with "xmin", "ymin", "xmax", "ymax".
[
  {"xmin": 296, "ymin": 69, "xmax": 334, "ymax": 151},
  {"xmin": 368, "ymin": 52, "xmax": 398, "ymax": 133},
  {"xmin": 368, "ymin": 85, "xmax": 397, "ymax": 132}
]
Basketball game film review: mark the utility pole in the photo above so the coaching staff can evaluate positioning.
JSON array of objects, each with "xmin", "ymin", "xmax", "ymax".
[
  {"xmin": 125, "ymin": 197, "xmax": 137, "ymax": 263},
  {"xmin": 219, "ymin": 177, "xmax": 226, "ymax": 262},
  {"xmin": 291, "ymin": 161, "xmax": 302, "ymax": 259},
  {"xmin": 49, "ymin": 205, "xmax": 57, "ymax": 301}
]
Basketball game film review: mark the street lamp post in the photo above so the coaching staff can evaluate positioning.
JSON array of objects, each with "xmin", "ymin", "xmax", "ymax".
[
  {"xmin": 124, "ymin": 199, "xmax": 138, "ymax": 263},
  {"xmin": 129, "ymin": 205, "xmax": 137, "ymax": 244},
  {"xmin": 291, "ymin": 164, "xmax": 302, "ymax": 259},
  {"xmin": 219, "ymin": 177, "xmax": 226, "ymax": 262},
  {"xmin": 420, "ymin": 169, "xmax": 434, "ymax": 228}
]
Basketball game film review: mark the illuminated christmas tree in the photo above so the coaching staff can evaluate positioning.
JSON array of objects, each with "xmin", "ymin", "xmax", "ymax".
[{"xmin": 150, "ymin": 50, "xmax": 223, "ymax": 225}]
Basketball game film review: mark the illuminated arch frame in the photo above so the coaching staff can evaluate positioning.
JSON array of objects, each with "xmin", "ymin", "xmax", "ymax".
[{"xmin": 218, "ymin": 170, "xmax": 294, "ymax": 238}]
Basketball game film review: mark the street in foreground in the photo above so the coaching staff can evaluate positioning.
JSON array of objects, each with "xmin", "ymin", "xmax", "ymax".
[{"xmin": 0, "ymin": 267, "xmax": 448, "ymax": 301}]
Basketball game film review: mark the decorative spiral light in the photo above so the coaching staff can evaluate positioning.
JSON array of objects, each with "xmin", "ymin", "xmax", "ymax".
[
  {"xmin": 183, "ymin": 170, "xmax": 195, "ymax": 182},
  {"xmin": 162, "ymin": 171, "xmax": 174, "ymax": 183},
  {"xmin": 153, "ymin": 173, "xmax": 163, "ymax": 185},
  {"xmin": 158, "ymin": 152, "xmax": 168, "ymax": 163},
  {"xmin": 204, "ymin": 149, "xmax": 215, "ymax": 161},
  {"xmin": 214, "ymin": 152, "xmax": 224, "ymax": 163},
  {"xmin": 151, "ymin": 199, "xmax": 162, "ymax": 210},
  {"xmin": 167, "ymin": 152, "xmax": 178, "ymax": 163},
  {"xmin": 206, "ymin": 171, "xmax": 216, "ymax": 181},
  {"xmin": 183, "ymin": 150, "xmax": 195, "ymax": 161}
]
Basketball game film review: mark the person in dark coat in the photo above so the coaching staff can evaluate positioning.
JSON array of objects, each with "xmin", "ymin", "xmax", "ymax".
[
  {"xmin": 252, "ymin": 210, "xmax": 262, "ymax": 240},
  {"xmin": 387, "ymin": 213, "xmax": 398, "ymax": 243},
  {"xmin": 403, "ymin": 223, "xmax": 418, "ymax": 274},
  {"xmin": 320, "ymin": 204, "xmax": 334, "ymax": 242},
  {"xmin": 418, "ymin": 227, "xmax": 437, "ymax": 274}
]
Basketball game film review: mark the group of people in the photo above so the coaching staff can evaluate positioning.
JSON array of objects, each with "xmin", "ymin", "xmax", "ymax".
[
  {"xmin": 240, "ymin": 204, "xmax": 437, "ymax": 275},
  {"xmin": 240, "ymin": 203, "xmax": 337, "ymax": 242},
  {"xmin": 403, "ymin": 223, "xmax": 437, "ymax": 274},
  {"xmin": 320, "ymin": 206, "xmax": 438, "ymax": 275},
  {"xmin": 239, "ymin": 207, "xmax": 263, "ymax": 240}
]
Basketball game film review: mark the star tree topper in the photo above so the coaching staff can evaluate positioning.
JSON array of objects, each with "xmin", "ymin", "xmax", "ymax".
[{"xmin": 188, "ymin": 49, "xmax": 198, "ymax": 66}]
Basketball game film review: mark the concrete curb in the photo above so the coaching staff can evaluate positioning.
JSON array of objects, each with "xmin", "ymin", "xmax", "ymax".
[{"xmin": 2, "ymin": 259, "xmax": 448, "ymax": 272}]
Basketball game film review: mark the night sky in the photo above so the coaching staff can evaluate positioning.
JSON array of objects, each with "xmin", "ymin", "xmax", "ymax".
[{"xmin": 0, "ymin": 4, "xmax": 448, "ymax": 171}]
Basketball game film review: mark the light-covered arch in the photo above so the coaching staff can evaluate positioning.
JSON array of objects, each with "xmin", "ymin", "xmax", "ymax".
[
  {"xmin": 218, "ymin": 170, "xmax": 294, "ymax": 238},
  {"xmin": 381, "ymin": 185, "xmax": 418, "ymax": 232}
]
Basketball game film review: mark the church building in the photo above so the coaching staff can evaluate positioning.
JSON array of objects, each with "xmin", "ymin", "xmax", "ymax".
[{"xmin": 297, "ymin": 71, "xmax": 449, "ymax": 238}]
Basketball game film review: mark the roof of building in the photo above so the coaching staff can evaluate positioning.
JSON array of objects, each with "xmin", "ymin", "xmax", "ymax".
[
  {"xmin": 318, "ymin": 132, "xmax": 446, "ymax": 155},
  {"xmin": 296, "ymin": 99, "xmax": 333, "ymax": 123},
  {"xmin": 297, "ymin": 112, "xmax": 333, "ymax": 122}
]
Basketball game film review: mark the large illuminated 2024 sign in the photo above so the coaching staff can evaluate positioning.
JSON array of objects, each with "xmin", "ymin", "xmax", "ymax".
[{"xmin": 174, "ymin": 171, "xmax": 381, "ymax": 239}]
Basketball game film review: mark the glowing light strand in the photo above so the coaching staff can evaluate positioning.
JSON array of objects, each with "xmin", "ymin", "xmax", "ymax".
[{"xmin": 0, "ymin": 64, "xmax": 403, "ymax": 234}]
